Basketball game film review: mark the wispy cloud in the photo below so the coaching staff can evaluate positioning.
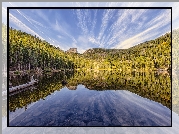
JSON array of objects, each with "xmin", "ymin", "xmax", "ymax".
[
  {"xmin": 9, "ymin": 10, "xmax": 44, "ymax": 40},
  {"xmin": 89, "ymin": 9, "xmax": 97, "ymax": 37},
  {"xmin": 114, "ymin": 17, "xmax": 170, "ymax": 49},
  {"xmin": 97, "ymin": 9, "xmax": 115, "ymax": 47},
  {"xmin": 35, "ymin": 9, "xmax": 49, "ymax": 23},
  {"xmin": 27, "ymin": 17, "xmax": 50, "ymax": 29},
  {"xmin": 100, "ymin": 9, "xmax": 148, "ymax": 48},
  {"xmin": 113, "ymin": 9, "xmax": 171, "ymax": 49},
  {"xmin": 5, "ymin": 3, "xmax": 173, "ymax": 53},
  {"xmin": 76, "ymin": 9, "xmax": 89, "ymax": 35}
]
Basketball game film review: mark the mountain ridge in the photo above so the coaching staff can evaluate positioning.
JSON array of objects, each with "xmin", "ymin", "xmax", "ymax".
[{"xmin": 5, "ymin": 24, "xmax": 174, "ymax": 72}]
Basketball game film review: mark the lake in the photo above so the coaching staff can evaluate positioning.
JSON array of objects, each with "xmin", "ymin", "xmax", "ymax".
[{"xmin": 9, "ymin": 70, "xmax": 171, "ymax": 126}]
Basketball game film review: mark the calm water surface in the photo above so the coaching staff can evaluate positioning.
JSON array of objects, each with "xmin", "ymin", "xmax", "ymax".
[{"xmin": 9, "ymin": 70, "xmax": 171, "ymax": 126}]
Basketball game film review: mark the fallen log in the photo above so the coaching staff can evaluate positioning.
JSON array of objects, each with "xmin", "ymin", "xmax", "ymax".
[{"xmin": 9, "ymin": 79, "xmax": 38, "ymax": 93}]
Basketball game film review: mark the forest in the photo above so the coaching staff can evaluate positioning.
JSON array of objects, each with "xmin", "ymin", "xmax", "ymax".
[
  {"xmin": 2, "ymin": 24, "xmax": 177, "ymax": 116},
  {"xmin": 7, "ymin": 24, "xmax": 172, "ymax": 73},
  {"xmin": 6, "ymin": 24, "xmax": 172, "ymax": 112}
]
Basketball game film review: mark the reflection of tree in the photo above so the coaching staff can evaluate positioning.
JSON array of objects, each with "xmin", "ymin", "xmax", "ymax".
[
  {"xmin": 9, "ymin": 70, "xmax": 171, "ymax": 112},
  {"xmin": 67, "ymin": 70, "xmax": 171, "ymax": 109},
  {"xmin": 9, "ymin": 71, "xmax": 74, "ymax": 112},
  {"xmin": 66, "ymin": 85, "xmax": 77, "ymax": 90}
]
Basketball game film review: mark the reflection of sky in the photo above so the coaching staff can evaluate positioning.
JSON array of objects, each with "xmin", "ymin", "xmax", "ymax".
[
  {"xmin": 9, "ymin": 101, "xmax": 38, "ymax": 123},
  {"xmin": 9, "ymin": 85, "xmax": 171, "ymax": 126},
  {"xmin": 116, "ymin": 90, "xmax": 171, "ymax": 121}
]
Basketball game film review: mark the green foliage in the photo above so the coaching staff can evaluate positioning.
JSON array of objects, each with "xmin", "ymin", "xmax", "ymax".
[
  {"xmin": 9, "ymin": 26, "xmax": 74, "ymax": 71},
  {"xmin": 3, "ymin": 25, "xmax": 176, "ymax": 115},
  {"xmin": 81, "ymin": 32, "xmax": 171, "ymax": 71},
  {"xmin": 9, "ymin": 71, "xmax": 73, "ymax": 112},
  {"xmin": 68, "ymin": 70, "xmax": 171, "ymax": 109},
  {"xmin": 8, "ymin": 25, "xmax": 172, "ymax": 72},
  {"xmin": 9, "ymin": 70, "xmax": 171, "ymax": 111},
  {"xmin": 14, "ymin": 71, "xmax": 20, "ymax": 75}
]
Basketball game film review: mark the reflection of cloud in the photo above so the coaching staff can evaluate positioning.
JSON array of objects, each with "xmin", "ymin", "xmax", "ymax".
[{"xmin": 116, "ymin": 90, "xmax": 171, "ymax": 124}]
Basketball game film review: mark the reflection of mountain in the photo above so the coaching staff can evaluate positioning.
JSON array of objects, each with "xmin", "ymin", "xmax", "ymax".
[
  {"xmin": 84, "ymin": 81, "xmax": 111, "ymax": 91},
  {"xmin": 9, "ymin": 71, "xmax": 74, "ymax": 112},
  {"xmin": 66, "ymin": 85, "xmax": 77, "ymax": 90},
  {"xmin": 9, "ymin": 70, "xmax": 171, "ymax": 112},
  {"xmin": 67, "ymin": 70, "xmax": 171, "ymax": 109}
]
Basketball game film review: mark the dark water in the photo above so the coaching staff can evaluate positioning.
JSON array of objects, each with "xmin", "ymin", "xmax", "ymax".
[{"xmin": 9, "ymin": 70, "xmax": 171, "ymax": 126}]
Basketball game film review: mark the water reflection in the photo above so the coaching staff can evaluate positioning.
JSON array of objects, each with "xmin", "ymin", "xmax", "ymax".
[{"xmin": 9, "ymin": 70, "xmax": 171, "ymax": 126}]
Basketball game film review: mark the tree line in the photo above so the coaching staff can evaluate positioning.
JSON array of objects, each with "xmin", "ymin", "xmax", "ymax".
[
  {"xmin": 7, "ymin": 24, "xmax": 172, "ymax": 72},
  {"xmin": 80, "ymin": 32, "xmax": 171, "ymax": 71},
  {"xmin": 8, "ymin": 26, "xmax": 74, "ymax": 72}
]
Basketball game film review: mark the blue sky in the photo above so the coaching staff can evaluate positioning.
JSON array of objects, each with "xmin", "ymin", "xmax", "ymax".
[{"xmin": 2, "ymin": 2, "xmax": 178, "ymax": 53}]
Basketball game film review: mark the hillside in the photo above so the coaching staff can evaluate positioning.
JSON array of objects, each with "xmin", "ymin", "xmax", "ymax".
[
  {"xmin": 6, "ymin": 24, "xmax": 172, "ymax": 72},
  {"xmin": 8, "ymin": 26, "xmax": 75, "ymax": 72},
  {"xmin": 81, "ymin": 32, "xmax": 171, "ymax": 71}
]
